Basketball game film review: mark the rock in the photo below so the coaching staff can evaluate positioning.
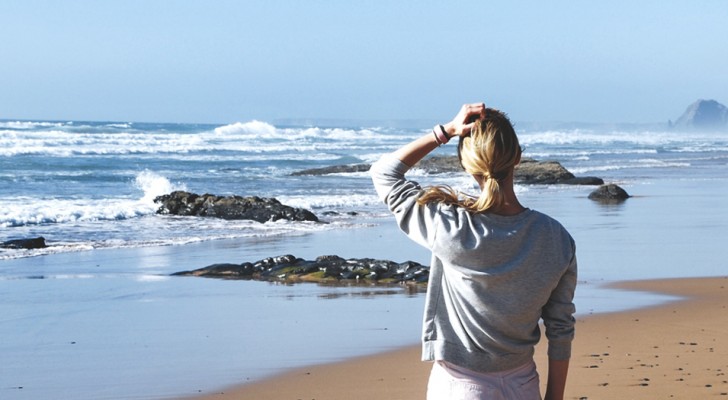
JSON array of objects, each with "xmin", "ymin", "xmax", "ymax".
[
  {"xmin": 414, "ymin": 156, "xmax": 462, "ymax": 173},
  {"xmin": 515, "ymin": 158, "xmax": 575, "ymax": 184},
  {"xmin": 290, "ymin": 164, "xmax": 371, "ymax": 176},
  {"xmin": 487, "ymin": 158, "xmax": 606, "ymax": 185},
  {"xmin": 172, "ymin": 254, "xmax": 430, "ymax": 284},
  {"xmin": 1, "ymin": 237, "xmax": 47, "ymax": 249},
  {"xmin": 153, "ymin": 191, "xmax": 318, "ymax": 223},
  {"xmin": 559, "ymin": 176, "xmax": 605, "ymax": 185},
  {"xmin": 673, "ymin": 99, "xmax": 728, "ymax": 131},
  {"xmin": 321, "ymin": 211, "xmax": 358, "ymax": 216},
  {"xmin": 588, "ymin": 184, "xmax": 631, "ymax": 203},
  {"xmin": 291, "ymin": 156, "xmax": 603, "ymax": 185}
]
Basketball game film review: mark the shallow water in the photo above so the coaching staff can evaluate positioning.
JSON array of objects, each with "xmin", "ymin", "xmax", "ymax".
[
  {"xmin": 6, "ymin": 175, "xmax": 726, "ymax": 399},
  {"xmin": 2, "ymin": 119, "xmax": 728, "ymax": 399}
]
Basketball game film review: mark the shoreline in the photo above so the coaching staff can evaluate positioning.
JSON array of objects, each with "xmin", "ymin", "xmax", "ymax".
[{"xmin": 178, "ymin": 276, "xmax": 728, "ymax": 400}]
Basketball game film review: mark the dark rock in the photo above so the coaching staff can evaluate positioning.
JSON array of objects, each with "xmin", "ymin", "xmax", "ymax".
[
  {"xmin": 673, "ymin": 99, "xmax": 728, "ymax": 131},
  {"xmin": 290, "ymin": 164, "xmax": 371, "ymax": 176},
  {"xmin": 291, "ymin": 155, "xmax": 602, "ymax": 185},
  {"xmin": 513, "ymin": 158, "xmax": 600, "ymax": 185},
  {"xmin": 180, "ymin": 263, "xmax": 256, "ymax": 278},
  {"xmin": 588, "ymin": 184, "xmax": 631, "ymax": 203},
  {"xmin": 515, "ymin": 158, "xmax": 574, "ymax": 184},
  {"xmin": 559, "ymin": 176, "xmax": 605, "ymax": 185},
  {"xmin": 321, "ymin": 211, "xmax": 359, "ymax": 216},
  {"xmin": 153, "ymin": 191, "xmax": 318, "ymax": 223},
  {"xmin": 1, "ymin": 237, "xmax": 47, "ymax": 249},
  {"xmin": 172, "ymin": 254, "xmax": 430, "ymax": 284},
  {"xmin": 414, "ymin": 156, "xmax": 462, "ymax": 173}
]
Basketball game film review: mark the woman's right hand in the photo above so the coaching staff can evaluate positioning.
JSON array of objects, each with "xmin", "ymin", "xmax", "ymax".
[{"xmin": 443, "ymin": 103, "xmax": 486, "ymax": 139}]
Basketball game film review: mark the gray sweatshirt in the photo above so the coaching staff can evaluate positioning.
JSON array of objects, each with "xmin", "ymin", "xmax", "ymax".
[{"xmin": 371, "ymin": 154, "xmax": 577, "ymax": 373}]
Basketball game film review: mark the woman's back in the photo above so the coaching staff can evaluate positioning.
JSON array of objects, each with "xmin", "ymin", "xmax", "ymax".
[
  {"xmin": 371, "ymin": 155, "xmax": 577, "ymax": 373},
  {"xmin": 371, "ymin": 103, "xmax": 576, "ymax": 399}
]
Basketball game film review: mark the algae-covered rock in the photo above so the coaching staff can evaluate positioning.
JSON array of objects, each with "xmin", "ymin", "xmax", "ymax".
[{"xmin": 172, "ymin": 254, "xmax": 430, "ymax": 284}]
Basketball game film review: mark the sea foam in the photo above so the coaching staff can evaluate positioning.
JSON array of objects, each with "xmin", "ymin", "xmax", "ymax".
[
  {"xmin": 0, "ymin": 121, "xmax": 400, "ymax": 158},
  {"xmin": 135, "ymin": 170, "xmax": 186, "ymax": 204},
  {"xmin": 213, "ymin": 120, "xmax": 277, "ymax": 137},
  {"xmin": 0, "ymin": 121, "xmax": 70, "ymax": 130},
  {"xmin": 0, "ymin": 171, "xmax": 185, "ymax": 228}
]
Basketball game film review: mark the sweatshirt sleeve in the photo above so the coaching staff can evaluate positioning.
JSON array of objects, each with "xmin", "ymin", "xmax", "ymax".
[
  {"xmin": 370, "ymin": 154, "xmax": 439, "ymax": 249},
  {"xmin": 541, "ymin": 243, "xmax": 578, "ymax": 360}
]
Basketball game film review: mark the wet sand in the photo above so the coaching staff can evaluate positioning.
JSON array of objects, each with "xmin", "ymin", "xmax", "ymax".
[{"xmin": 182, "ymin": 276, "xmax": 728, "ymax": 400}]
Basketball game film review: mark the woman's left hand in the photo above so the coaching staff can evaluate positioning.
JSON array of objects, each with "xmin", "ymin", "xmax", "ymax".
[{"xmin": 443, "ymin": 103, "xmax": 486, "ymax": 138}]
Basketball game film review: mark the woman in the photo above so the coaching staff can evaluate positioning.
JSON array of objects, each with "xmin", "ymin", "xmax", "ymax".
[{"xmin": 370, "ymin": 103, "xmax": 577, "ymax": 400}]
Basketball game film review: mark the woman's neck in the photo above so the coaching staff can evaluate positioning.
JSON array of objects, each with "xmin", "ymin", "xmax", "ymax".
[
  {"xmin": 490, "ymin": 199, "xmax": 527, "ymax": 216},
  {"xmin": 477, "ymin": 174, "xmax": 527, "ymax": 216}
]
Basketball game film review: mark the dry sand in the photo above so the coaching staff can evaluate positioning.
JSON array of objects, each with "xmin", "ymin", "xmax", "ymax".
[{"xmin": 182, "ymin": 276, "xmax": 728, "ymax": 399}]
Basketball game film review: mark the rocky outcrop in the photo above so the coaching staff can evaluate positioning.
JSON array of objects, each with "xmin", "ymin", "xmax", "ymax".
[
  {"xmin": 153, "ymin": 191, "xmax": 318, "ymax": 223},
  {"xmin": 515, "ymin": 158, "xmax": 603, "ymax": 185},
  {"xmin": 413, "ymin": 156, "xmax": 461, "ymax": 174},
  {"xmin": 291, "ymin": 156, "xmax": 603, "ymax": 185},
  {"xmin": 290, "ymin": 164, "xmax": 371, "ymax": 176},
  {"xmin": 588, "ymin": 184, "xmax": 630, "ymax": 203},
  {"xmin": 673, "ymin": 99, "xmax": 728, "ymax": 131},
  {"xmin": 1, "ymin": 237, "xmax": 47, "ymax": 249},
  {"xmin": 172, "ymin": 254, "xmax": 429, "ymax": 284}
]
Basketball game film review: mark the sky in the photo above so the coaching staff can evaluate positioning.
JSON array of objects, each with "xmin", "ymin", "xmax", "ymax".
[{"xmin": 1, "ymin": 0, "xmax": 727, "ymax": 125}]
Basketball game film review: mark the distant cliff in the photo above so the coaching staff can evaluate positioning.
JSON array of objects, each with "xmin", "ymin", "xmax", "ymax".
[{"xmin": 672, "ymin": 99, "xmax": 728, "ymax": 131}]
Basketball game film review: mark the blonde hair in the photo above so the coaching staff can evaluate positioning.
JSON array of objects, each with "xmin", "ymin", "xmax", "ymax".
[{"xmin": 416, "ymin": 108, "xmax": 521, "ymax": 213}]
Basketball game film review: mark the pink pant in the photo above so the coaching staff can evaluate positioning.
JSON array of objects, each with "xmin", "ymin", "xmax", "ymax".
[{"xmin": 426, "ymin": 359, "xmax": 541, "ymax": 400}]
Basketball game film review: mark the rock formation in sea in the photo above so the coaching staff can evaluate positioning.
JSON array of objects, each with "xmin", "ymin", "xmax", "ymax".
[
  {"xmin": 514, "ymin": 158, "xmax": 603, "ymax": 185},
  {"xmin": 172, "ymin": 254, "xmax": 429, "ymax": 284},
  {"xmin": 0, "ymin": 237, "xmax": 47, "ymax": 249},
  {"xmin": 292, "ymin": 156, "xmax": 604, "ymax": 185},
  {"xmin": 153, "ymin": 191, "xmax": 318, "ymax": 223},
  {"xmin": 588, "ymin": 184, "xmax": 631, "ymax": 203},
  {"xmin": 673, "ymin": 99, "xmax": 728, "ymax": 131},
  {"xmin": 290, "ymin": 163, "xmax": 371, "ymax": 176}
]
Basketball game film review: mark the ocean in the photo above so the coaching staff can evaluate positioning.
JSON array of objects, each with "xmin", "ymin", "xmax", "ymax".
[{"xmin": 1, "ymin": 118, "xmax": 727, "ymax": 399}]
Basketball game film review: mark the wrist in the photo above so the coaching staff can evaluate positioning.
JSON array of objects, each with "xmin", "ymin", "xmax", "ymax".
[
  {"xmin": 433, "ymin": 124, "xmax": 450, "ymax": 145},
  {"xmin": 442, "ymin": 122, "xmax": 456, "ymax": 138}
]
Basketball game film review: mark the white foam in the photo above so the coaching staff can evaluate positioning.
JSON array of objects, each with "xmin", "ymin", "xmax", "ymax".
[
  {"xmin": 3, "ymin": 122, "xmax": 726, "ymax": 160},
  {"xmin": 134, "ymin": 171, "xmax": 186, "ymax": 204},
  {"xmin": 0, "ymin": 121, "xmax": 69, "ymax": 129},
  {"xmin": 213, "ymin": 121, "xmax": 396, "ymax": 144},
  {"xmin": 105, "ymin": 123, "xmax": 133, "ymax": 129},
  {"xmin": 569, "ymin": 159, "xmax": 691, "ymax": 174},
  {"xmin": 0, "ymin": 171, "xmax": 185, "ymax": 228},
  {"xmin": 135, "ymin": 274, "xmax": 170, "ymax": 282},
  {"xmin": 0, "ymin": 121, "xmax": 407, "ymax": 158},
  {"xmin": 526, "ymin": 148, "xmax": 658, "ymax": 159},
  {"xmin": 636, "ymin": 159, "xmax": 691, "ymax": 168},
  {"xmin": 0, "ymin": 198, "xmax": 150, "ymax": 227},
  {"xmin": 527, "ymin": 129, "xmax": 728, "ymax": 151},
  {"xmin": 278, "ymin": 193, "xmax": 381, "ymax": 210},
  {"xmin": 214, "ymin": 120, "xmax": 277, "ymax": 136}
]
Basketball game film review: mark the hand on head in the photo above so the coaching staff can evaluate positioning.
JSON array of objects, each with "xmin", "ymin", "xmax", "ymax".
[{"xmin": 443, "ymin": 103, "xmax": 486, "ymax": 139}]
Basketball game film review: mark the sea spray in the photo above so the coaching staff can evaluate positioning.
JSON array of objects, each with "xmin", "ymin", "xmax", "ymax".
[
  {"xmin": 0, "ymin": 172, "xmax": 183, "ymax": 228},
  {"xmin": 213, "ymin": 120, "xmax": 277, "ymax": 136},
  {"xmin": 134, "ymin": 170, "xmax": 186, "ymax": 204}
]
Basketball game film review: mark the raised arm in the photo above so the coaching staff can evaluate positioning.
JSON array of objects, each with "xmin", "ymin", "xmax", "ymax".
[{"xmin": 393, "ymin": 103, "xmax": 485, "ymax": 167}]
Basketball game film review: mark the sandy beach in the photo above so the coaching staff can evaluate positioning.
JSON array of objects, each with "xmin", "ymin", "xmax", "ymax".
[{"xmin": 183, "ymin": 276, "xmax": 728, "ymax": 400}]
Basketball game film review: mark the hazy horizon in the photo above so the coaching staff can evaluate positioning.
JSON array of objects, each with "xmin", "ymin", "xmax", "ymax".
[{"xmin": 2, "ymin": 2, "xmax": 727, "ymax": 125}]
